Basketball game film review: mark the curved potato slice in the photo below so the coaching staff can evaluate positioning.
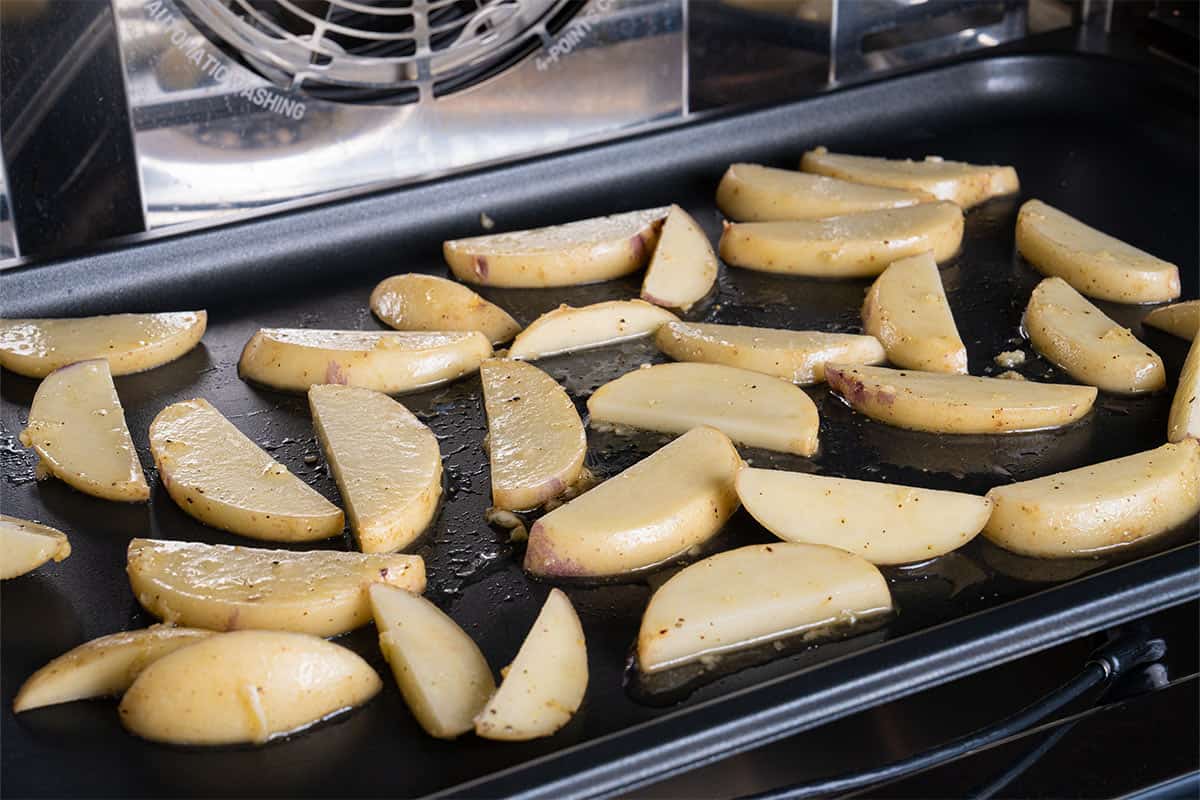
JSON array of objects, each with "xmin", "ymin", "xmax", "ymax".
[
  {"xmin": 525, "ymin": 426, "xmax": 742, "ymax": 578},
  {"xmin": 310, "ymin": 385, "xmax": 442, "ymax": 553},
  {"xmin": 984, "ymin": 440, "xmax": 1200, "ymax": 557},
  {"xmin": 0, "ymin": 515, "xmax": 70, "ymax": 580},
  {"xmin": 370, "ymin": 274, "xmax": 521, "ymax": 345},
  {"xmin": 13, "ymin": 626, "xmax": 213, "ymax": 712},
  {"xmin": 1024, "ymin": 277, "xmax": 1165, "ymax": 394},
  {"xmin": 640, "ymin": 205, "xmax": 718, "ymax": 311},
  {"xmin": 150, "ymin": 398, "xmax": 343, "ymax": 541},
  {"xmin": 1143, "ymin": 300, "xmax": 1199, "ymax": 341},
  {"xmin": 656, "ymin": 321, "xmax": 885, "ymax": 385},
  {"xmin": 369, "ymin": 584, "xmax": 494, "ymax": 739},
  {"xmin": 474, "ymin": 588, "xmax": 586, "ymax": 741},
  {"xmin": 0, "ymin": 311, "xmax": 206, "ymax": 378},
  {"xmin": 507, "ymin": 300, "xmax": 677, "ymax": 361},
  {"xmin": 119, "ymin": 630, "xmax": 381, "ymax": 745},
  {"xmin": 480, "ymin": 359, "xmax": 585, "ymax": 511},
  {"xmin": 127, "ymin": 538, "xmax": 425, "ymax": 636},
  {"xmin": 715, "ymin": 163, "xmax": 925, "ymax": 222},
  {"xmin": 799, "ymin": 147, "xmax": 1019, "ymax": 208},
  {"xmin": 719, "ymin": 202, "xmax": 963, "ymax": 278},
  {"xmin": 825, "ymin": 364, "xmax": 1097, "ymax": 433},
  {"xmin": 863, "ymin": 251, "xmax": 966, "ymax": 373},
  {"xmin": 444, "ymin": 207, "xmax": 668, "ymax": 288},
  {"xmin": 1015, "ymin": 200, "xmax": 1180, "ymax": 304},
  {"xmin": 1168, "ymin": 337, "xmax": 1200, "ymax": 443},
  {"xmin": 588, "ymin": 363, "xmax": 819, "ymax": 456},
  {"xmin": 20, "ymin": 360, "xmax": 149, "ymax": 502},
  {"xmin": 637, "ymin": 543, "xmax": 892, "ymax": 674},
  {"xmin": 239, "ymin": 328, "xmax": 491, "ymax": 394},
  {"xmin": 736, "ymin": 468, "xmax": 990, "ymax": 564}
]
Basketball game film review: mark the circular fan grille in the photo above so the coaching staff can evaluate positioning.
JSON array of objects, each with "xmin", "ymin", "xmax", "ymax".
[{"xmin": 177, "ymin": 0, "xmax": 581, "ymax": 104}]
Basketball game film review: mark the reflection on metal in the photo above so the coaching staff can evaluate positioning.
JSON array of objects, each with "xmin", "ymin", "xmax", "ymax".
[
  {"xmin": 830, "ymin": 0, "xmax": 1027, "ymax": 84},
  {"xmin": 0, "ymin": 134, "xmax": 17, "ymax": 262},
  {"xmin": 113, "ymin": 0, "xmax": 684, "ymax": 229}
]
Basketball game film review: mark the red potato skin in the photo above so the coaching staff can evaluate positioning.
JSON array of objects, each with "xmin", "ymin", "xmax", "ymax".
[
  {"xmin": 524, "ymin": 522, "xmax": 589, "ymax": 577},
  {"xmin": 325, "ymin": 361, "xmax": 348, "ymax": 385},
  {"xmin": 826, "ymin": 366, "xmax": 896, "ymax": 407},
  {"xmin": 474, "ymin": 256, "xmax": 488, "ymax": 281}
]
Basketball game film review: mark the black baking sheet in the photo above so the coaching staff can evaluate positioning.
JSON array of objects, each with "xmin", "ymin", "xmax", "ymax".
[{"xmin": 2, "ymin": 52, "xmax": 1198, "ymax": 799}]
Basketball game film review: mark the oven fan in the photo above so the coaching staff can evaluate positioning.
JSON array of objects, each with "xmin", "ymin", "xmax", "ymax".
[{"xmin": 176, "ymin": 0, "xmax": 583, "ymax": 105}]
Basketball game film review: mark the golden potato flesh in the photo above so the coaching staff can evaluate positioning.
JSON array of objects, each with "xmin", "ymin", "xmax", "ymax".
[
  {"xmin": 1169, "ymin": 337, "xmax": 1200, "ymax": 443},
  {"xmin": 640, "ymin": 204, "xmax": 718, "ymax": 311},
  {"xmin": 369, "ymin": 274, "xmax": 520, "ymax": 345},
  {"xmin": 507, "ymin": 300, "xmax": 677, "ymax": 361},
  {"xmin": 1143, "ymin": 300, "xmax": 1199, "ymax": 340},
  {"xmin": 862, "ymin": 250, "xmax": 966, "ymax": 373},
  {"xmin": 715, "ymin": 163, "xmax": 925, "ymax": 222},
  {"xmin": 984, "ymin": 440, "xmax": 1200, "ymax": 557},
  {"xmin": 0, "ymin": 515, "xmax": 70, "ymax": 580}
]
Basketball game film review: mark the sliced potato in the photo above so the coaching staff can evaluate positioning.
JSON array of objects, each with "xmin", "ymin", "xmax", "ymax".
[
  {"xmin": 13, "ymin": 626, "xmax": 213, "ymax": 712},
  {"xmin": 444, "ymin": 207, "xmax": 668, "ymax": 288},
  {"xmin": 525, "ymin": 426, "xmax": 741, "ymax": 578},
  {"xmin": 1168, "ymin": 336, "xmax": 1200, "ymax": 443},
  {"xmin": 825, "ymin": 364, "xmax": 1097, "ymax": 433},
  {"xmin": 369, "ymin": 584, "xmax": 494, "ymax": 740},
  {"xmin": 119, "ymin": 630, "xmax": 381, "ymax": 745},
  {"xmin": 309, "ymin": 385, "xmax": 442, "ymax": 553},
  {"xmin": 719, "ymin": 202, "xmax": 963, "ymax": 278},
  {"xmin": 1015, "ymin": 200, "xmax": 1180, "ymax": 304},
  {"xmin": 127, "ymin": 538, "xmax": 425, "ymax": 636},
  {"xmin": 984, "ymin": 440, "xmax": 1200, "ymax": 557},
  {"xmin": 480, "ymin": 359, "xmax": 585, "ymax": 511},
  {"xmin": 239, "ymin": 328, "xmax": 491, "ymax": 394},
  {"xmin": 1024, "ymin": 277, "xmax": 1165, "ymax": 394},
  {"xmin": 474, "ymin": 588, "xmax": 586, "ymax": 741},
  {"xmin": 507, "ymin": 300, "xmax": 677, "ymax": 361},
  {"xmin": 149, "ymin": 398, "xmax": 343, "ymax": 541},
  {"xmin": 715, "ymin": 163, "xmax": 925, "ymax": 222},
  {"xmin": 799, "ymin": 147, "xmax": 1019, "ymax": 208},
  {"xmin": 637, "ymin": 543, "xmax": 892, "ymax": 674},
  {"xmin": 1143, "ymin": 300, "xmax": 1200, "ymax": 341},
  {"xmin": 588, "ymin": 362, "xmax": 819, "ymax": 456},
  {"xmin": 0, "ymin": 311, "xmax": 206, "ymax": 378},
  {"xmin": 736, "ymin": 468, "xmax": 990, "ymax": 564},
  {"xmin": 369, "ymin": 273, "xmax": 521, "ymax": 345},
  {"xmin": 656, "ymin": 320, "xmax": 885, "ymax": 385},
  {"xmin": 0, "ymin": 515, "xmax": 70, "ymax": 580},
  {"xmin": 640, "ymin": 205, "xmax": 717, "ymax": 311},
  {"xmin": 863, "ymin": 250, "xmax": 966, "ymax": 373},
  {"xmin": 20, "ymin": 359, "xmax": 149, "ymax": 502}
]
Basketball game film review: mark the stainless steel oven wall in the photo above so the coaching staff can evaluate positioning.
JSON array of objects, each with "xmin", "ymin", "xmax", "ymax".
[
  {"xmin": 114, "ymin": 0, "xmax": 685, "ymax": 229},
  {"xmin": 0, "ymin": 134, "xmax": 15, "ymax": 261}
]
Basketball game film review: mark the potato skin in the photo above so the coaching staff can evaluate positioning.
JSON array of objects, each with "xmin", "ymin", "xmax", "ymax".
[{"xmin": 369, "ymin": 274, "xmax": 520, "ymax": 345}]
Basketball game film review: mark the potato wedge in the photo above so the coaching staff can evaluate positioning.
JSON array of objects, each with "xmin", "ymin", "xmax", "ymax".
[
  {"xmin": 507, "ymin": 300, "xmax": 677, "ymax": 361},
  {"xmin": 239, "ymin": 328, "xmax": 491, "ymax": 394},
  {"xmin": 13, "ymin": 626, "xmax": 213, "ymax": 712},
  {"xmin": 444, "ymin": 207, "xmax": 668, "ymax": 288},
  {"xmin": 1168, "ymin": 336, "xmax": 1200, "ymax": 443},
  {"xmin": 0, "ymin": 515, "xmax": 70, "ymax": 580},
  {"xmin": 736, "ymin": 468, "xmax": 990, "ymax": 564},
  {"xmin": 149, "ymin": 398, "xmax": 343, "ymax": 541},
  {"xmin": 119, "ymin": 630, "xmax": 381, "ymax": 745},
  {"xmin": 825, "ymin": 364, "xmax": 1097, "ymax": 433},
  {"xmin": 588, "ymin": 363, "xmax": 819, "ymax": 456},
  {"xmin": 1024, "ymin": 277, "xmax": 1165, "ymax": 394},
  {"xmin": 474, "ymin": 588, "xmax": 586, "ymax": 741},
  {"xmin": 799, "ymin": 147, "xmax": 1019, "ymax": 208},
  {"xmin": 1143, "ymin": 300, "xmax": 1200, "ymax": 341},
  {"xmin": 127, "ymin": 538, "xmax": 425, "ymax": 636},
  {"xmin": 480, "ymin": 359, "xmax": 586, "ymax": 511},
  {"xmin": 1015, "ymin": 200, "xmax": 1180, "ymax": 304},
  {"xmin": 863, "ymin": 251, "xmax": 966, "ymax": 373},
  {"xmin": 656, "ymin": 320, "xmax": 885, "ymax": 385},
  {"xmin": 984, "ymin": 440, "xmax": 1200, "ymax": 557},
  {"xmin": 525, "ymin": 426, "xmax": 741, "ymax": 578},
  {"xmin": 20, "ymin": 360, "xmax": 149, "ymax": 502},
  {"xmin": 370, "ymin": 274, "xmax": 521, "ymax": 345},
  {"xmin": 637, "ymin": 543, "xmax": 892, "ymax": 674},
  {"xmin": 369, "ymin": 584, "xmax": 494, "ymax": 739},
  {"xmin": 309, "ymin": 385, "xmax": 442, "ymax": 553},
  {"xmin": 719, "ymin": 202, "xmax": 963, "ymax": 278},
  {"xmin": 715, "ymin": 163, "xmax": 925, "ymax": 222},
  {"xmin": 0, "ymin": 311, "xmax": 206, "ymax": 378},
  {"xmin": 640, "ymin": 205, "xmax": 717, "ymax": 311}
]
